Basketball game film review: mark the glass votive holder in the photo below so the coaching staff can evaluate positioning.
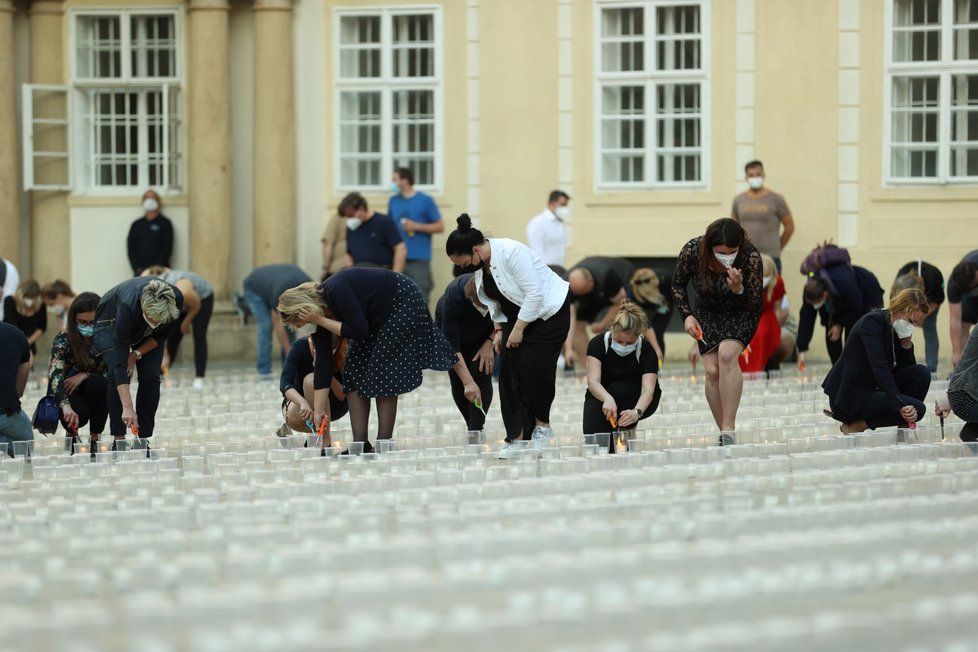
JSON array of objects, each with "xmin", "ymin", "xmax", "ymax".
[
  {"xmin": 584, "ymin": 433, "xmax": 611, "ymax": 454},
  {"xmin": 377, "ymin": 440, "xmax": 397, "ymax": 454},
  {"xmin": 347, "ymin": 441, "xmax": 365, "ymax": 456},
  {"xmin": 72, "ymin": 442, "xmax": 91, "ymax": 456},
  {"xmin": 182, "ymin": 456, "xmax": 205, "ymax": 475},
  {"xmin": 12, "ymin": 440, "xmax": 34, "ymax": 459},
  {"xmin": 306, "ymin": 435, "xmax": 323, "ymax": 450},
  {"xmin": 63, "ymin": 436, "xmax": 77, "ymax": 455}
]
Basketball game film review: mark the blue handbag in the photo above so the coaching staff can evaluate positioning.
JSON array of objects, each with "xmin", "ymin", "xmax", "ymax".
[{"xmin": 31, "ymin": 380, "xmax": 60, "ymax": 435}]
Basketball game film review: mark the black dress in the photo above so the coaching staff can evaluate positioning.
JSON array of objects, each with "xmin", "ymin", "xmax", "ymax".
[
  {"xmin": 2, "ymin": 297, "xmax": 47, "ymax": 355},
  {"xmin": 672, "ymin": 237, "xmax": 764, "ymax": 354}
]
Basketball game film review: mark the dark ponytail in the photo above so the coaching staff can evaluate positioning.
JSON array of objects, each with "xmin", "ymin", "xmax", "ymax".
[{"xmin": 445, "ymin": 213, "xmax": 486, "ymax": 256}]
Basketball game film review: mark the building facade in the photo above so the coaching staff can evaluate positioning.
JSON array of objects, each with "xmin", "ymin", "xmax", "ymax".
[{"xmin": 1, "ymin": 0, "xmax": 976, "ymax": 360}]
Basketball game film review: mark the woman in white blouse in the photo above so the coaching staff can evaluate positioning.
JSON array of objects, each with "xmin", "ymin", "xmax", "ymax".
[{"xmin": 446, "ymin": 214, "xmax": 573, "ymax": 458}]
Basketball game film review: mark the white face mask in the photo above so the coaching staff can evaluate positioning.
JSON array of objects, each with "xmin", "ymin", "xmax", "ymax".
[
  {"xmin": 892, "ymin": 319, "xmax": 916, "ymax": 339},
  {"xmin": 143, "ymin": 198, "xmax": 159, "ymax": 212},
  {"xmin": 762, "ymin": 275, "xmax": 772, "ymax": 288},
  {"xmin": 811, "ymin": 300, "xmax": 825, "ymax": 311},
  {"xmin": 23, "ymin": 299, "xmax": 35, "ymax": 308},
  {"xmin": 554, "ymin": 206, "xmax": 570, "ymax": 221},
  {"xmin": 714, "ymin": 250, "xmax": 739, "ymax": 269},
  {"xmin": 144, "ymin": 314, "xmax": 161, "ymax": 330},
  {"xmin": 747, "ymin": 176, "xmax": 764, "ymax": 190},
  {"xmin": 610, "ymin": 340, "xmax": 638, "ymax": 357},
  {"xmin": 346, "ymin": 217, "xmax": 363, "ymax": 231},
  {"xmin": 51, "ymin": 304, "xmax": 66, "ymax": 316}
]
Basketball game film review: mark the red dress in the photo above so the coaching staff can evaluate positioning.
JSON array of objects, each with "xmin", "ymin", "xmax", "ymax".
[{"xmin": 739, "ymin": 276, "xmax": 785, "ymax": 373}]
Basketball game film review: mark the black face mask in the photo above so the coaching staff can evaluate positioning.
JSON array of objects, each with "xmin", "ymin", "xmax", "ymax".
[{"xmin": 458, "ymin": 264, "xmax": 481, "ymax": 274}]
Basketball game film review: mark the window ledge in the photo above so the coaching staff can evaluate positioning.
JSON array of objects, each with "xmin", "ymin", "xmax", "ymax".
[
  {"xmin": 68, "ymin": 194, "xmax": 188, "ymax": 207},
  {"xmin": 868, "ymin": 185, "xmax": 978, "ymax": 204},
  {"xmin": 583, "ymin": 189, "xmax": 723, "ymax": 207}
]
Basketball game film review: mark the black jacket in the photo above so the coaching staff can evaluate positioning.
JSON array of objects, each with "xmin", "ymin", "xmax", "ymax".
[
  {"xmin": 435, "ymin": 273, "xmax": 493, "ymax": 358},
  {"xmin": 127, "ymin": 214, "xmax": 174, "ymax": 274},
  {"xmin": 797, "ymin": 265, "xmax": 883, "ymax": 352},
  {"xmin": 822, "ymin": 310, "xmax": 918, "ymax": 416}
]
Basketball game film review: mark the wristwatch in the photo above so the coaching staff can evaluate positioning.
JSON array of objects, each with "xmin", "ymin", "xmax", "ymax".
[
  {"xmin": 132, "ymin": 350, "xmax": 143, "ymax": 361},
  {"xmin": 635, "ymin": 407, "xmax": 644, "ymax": 418}
]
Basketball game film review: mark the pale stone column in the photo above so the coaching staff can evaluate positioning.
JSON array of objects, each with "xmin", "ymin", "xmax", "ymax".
[
  {"xmin": 188, "ymin": 0, "xmax": 233, "ymax": 298},
  {"xmin": 253, "ymin": 0, "xmax": 295, "ymax": 266},
  {"xmin": 29, "ymin": 0, "xmax": 69, "ymax": 282},
  {"xmin": 0, "ymin": 0, "xmax": 18, "ymax": 266}
]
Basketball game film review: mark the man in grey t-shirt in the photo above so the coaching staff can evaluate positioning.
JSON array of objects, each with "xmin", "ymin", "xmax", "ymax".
[{"xmin": 731, "ymin": 160, "xmax": 795, "ymax": 273}]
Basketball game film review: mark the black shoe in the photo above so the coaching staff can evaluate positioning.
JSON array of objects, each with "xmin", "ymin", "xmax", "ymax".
[{"xmin": 340, "ymin": 440, "xmax": 375, "ymax": 455}]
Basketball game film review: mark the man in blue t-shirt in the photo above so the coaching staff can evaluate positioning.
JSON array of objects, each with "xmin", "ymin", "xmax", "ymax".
[
  {"xmin": 387, "ymin": 167, "xmax": 444, "ymax": 305},
  {"xmin": 338, "ymin": 193, "xmax": 406, "ymax": 271}
]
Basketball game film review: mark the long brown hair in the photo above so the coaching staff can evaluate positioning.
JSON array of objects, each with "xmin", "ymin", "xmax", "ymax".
[
  {"xmin": 697, "ymin": 218, "xmax": 750, "ymax": 286},
  {"xmin": 66, "ymin": 292, "xmax": 100, "ymax": 370}
]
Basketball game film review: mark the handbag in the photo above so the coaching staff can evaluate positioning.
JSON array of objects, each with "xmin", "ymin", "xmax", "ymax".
[{"xmin": 31, "ymin": 379, "xmax": 60, "ymax": 435}]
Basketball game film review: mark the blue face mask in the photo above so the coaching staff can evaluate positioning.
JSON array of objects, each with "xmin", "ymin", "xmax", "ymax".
[
  {"xmin": 390, "ymin": 182, "xmax": 400, "ymax": 194},
  {"xmin": 77, "ymin": 324, "xmax": 94, "ymax": 337}
]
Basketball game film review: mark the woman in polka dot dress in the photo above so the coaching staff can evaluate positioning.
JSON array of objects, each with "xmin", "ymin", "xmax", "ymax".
[{"xmin": 277, "ymin": 268, "xmax": 460, "ymax": 452}]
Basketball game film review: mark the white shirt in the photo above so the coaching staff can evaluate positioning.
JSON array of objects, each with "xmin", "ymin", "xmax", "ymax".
[
  {"xmin": 473, "ymin": 238, "xmax": 570, "ymax": 324},
  {"xmin": 526, "ymin": 209, "xmax": 566, "ymax": 267},
  {"xmin": 0, "ymin": 259, "xmax": 19, "ymax": 321}
]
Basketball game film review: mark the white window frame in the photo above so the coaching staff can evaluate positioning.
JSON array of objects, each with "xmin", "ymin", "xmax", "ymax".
[
  {"xmin": 68, "ymin": 7, "xmax": 184, "ymax": 195},
  {"xmin": 332, "ymin": 6, "xmax": 444, "ymax": 194},
  {"xmin": 593, "ymin": 0, "xmax": 711, "ymax": 192},
  {"xmin": 22, "ymin": 84, "xmax": 72, "ymax": 191},
  {"xmin": 884, "ymin": 0, "xmax": 978, "ymax": 185}
]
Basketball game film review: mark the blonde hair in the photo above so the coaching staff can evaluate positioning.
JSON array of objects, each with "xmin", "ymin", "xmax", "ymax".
[
  {"xmin": 140, "ymin": 279, "xmax": 180, "ymax": 323},
  {"xmin": 889, "ymin": 287, "xmax": 930, "ymax": 317},
  {"xmin": 890, "ymin": 271, "xmax": 924, "ymax": 301},
  {"xmin": 610, "ymin": 299, "xmax": 649, "ymax": 337},
  {"xmin": 15, "ymin": 280, "xmax": 41, "ymax": 313},
  {"xmin": 630, "ymin": 268, "xmax": 664, "ymax": 306},
  {"xmin": 277, "ymin": 282, "xmax": 327, "ymax": 328},
  {"xmin": 760, "ymin": 253, "xmax": 777, "ymax": 302}
]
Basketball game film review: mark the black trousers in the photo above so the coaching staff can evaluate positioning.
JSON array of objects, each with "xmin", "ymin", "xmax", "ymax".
[
  {"xmin": 448, "ymin": 353, "xmax": 494, "ymax": 431},
  {"xmin": 106, "ymin": 342, "xmax": 165, "ymax": 437},
  {"xmin": 831, "ymin": 364, "xmax": 930, "ymax": 430},
  {"xmin": 59, "ymin": 375, "xmax": 109, "ymax": 435},
  {"xmin": 166, "ymin": 294, "xmax": 214, "ymax": 377},
  {"xmin": 826, "ymin": 324, "xmax": 851, "ymax": 365},
  {"xmin": 583, "ymin": 380, "xmax": 661, "ymax": 451},
  {"xmin": 498, "ymin": 299, "xmax": 571, "ymax": 442}
]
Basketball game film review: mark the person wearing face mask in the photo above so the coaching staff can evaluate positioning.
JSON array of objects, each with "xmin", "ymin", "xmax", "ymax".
[
  {"xmin": 822, "ymin": 288, "xmax": 931, "ymax": 434},
  {"xmin": 445, "ymin": 214, "xmax": 573, "ymax": 458},
  {"xmin": 46, "ymin": 293, "xmax": 108, "ymax": 451},
  {"xmin": 42, "ymin": 280, "xmax": 76, "ymax": 331},
  {"xmin": 738, "ymin": 254, "xmax": 785, "ymax": 373},
  {"xmin": 891, "ymin": 261, "xmax": 944, "ymax": 374},
  {"xmin": 3, "ymin": 280, "xmax": 47, "ymax": 357},
  {"xmin": 93, "ymin": 277, "xmax": 183, "ymax": 447},
  {"xmin": 796, "ymin": 264, "xmax": 883, "ymax": 367},
  {"xmin": 126, "ymin": 189, "xmax": 174, "ymax": 275},
  {"xmin": 337, "ymin": 192, "xmax": 406, "ymax": 272},
  {"xmin": 730, "ymin": 160, "xmax": 795, "ymax": 274},
  {"xmin": 673, "ymin": 218, "xmax": 763, "ymax": 445},
  {"xmin": 388, "ymin": 167, "xmax": 444, "ymax": 307},
  {"xmin": 526, "ymin": 190, "xmax": 571, "ymax": 268},
  {"xmin": 583, "ymin": 300, "xmax": 661, "ymax": 452},
  {"xmin": 277, "ymin": 334, "xmax": 349, "ymax": 447}
]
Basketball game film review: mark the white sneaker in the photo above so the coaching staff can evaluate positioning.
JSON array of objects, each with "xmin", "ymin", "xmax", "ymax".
[
  {"xmin": 530, "ymin": 426, "xmax": 554, "ymax": 449},
  {"xmin": 496, "ymin": 441, "xmax": 524, "ymax": 460},
  {"xmin": 192, "ymin": 378, "xmax": 205, "ymax": 390}
]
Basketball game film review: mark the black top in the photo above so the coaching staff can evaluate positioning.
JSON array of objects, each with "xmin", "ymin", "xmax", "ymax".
[
  {"xmin": 797, "ymin": 265, "xmax": 884, "ymax": 352},
  {"xmin": 822, "ymin": 310, "xmax": 919, "ymax": 416},
  {"xmin": 0, "ymin": 259, "xmax": 6, "ymax": 288},
  {"xmin": 3, "ymin": 296, "xmax": 47, "ymax": 353},
  {"xmin": 586, "ymin": 334, "xmax": 658, "ymax": 390},
  {"xmin": 568, "ymin": 256, "xmax": 635, "ymax": 320},
  {"xmin": 346, "ymin": 212, "xmax": 404, "ymax": 268},
  {"xmin": 948, "ymin": 250, "xmax": 978, "ymax": 304},
  {"xmin": 95, "ymin": 277, "xmax": 184, "ymax": 386},
  {"xmin": 243, "ymin": 264, "xmax": 312, "ymax": 309},
  {"xmin": 281, "ymin": 335, "xmax": 344, "ymax": 396},
  {"xmin": 127, "ymin": 214, "xmax": 174, "ymax": 274},
  {"xmin": 0, "ymin": 322, "xmax": 30, "ymax": 411},
  {"xmin": 311, "ymin": 267, "xmax": 398, "ymax": 389},
  {"xmin": 435, "ymin": 273, "xmax": 493, "ymax": 357},
  {"xmin": 896, "ymin": 261, "xmax": 945, "ymax": 306},
  {"xmin": 481, "ymin": 268, "xmax": 521, "ymax": 322}
]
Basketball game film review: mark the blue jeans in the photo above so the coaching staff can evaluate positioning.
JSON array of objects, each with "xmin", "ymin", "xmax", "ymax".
[
  {"xmin": 922, "ymin": 305, "xmax": 939, "ymax": 373},
  {"xmin": 244, "ymin": 289, "xmax": 273, "ymax": 375},
  {"xmin": 0, "ymin": 409, "xmax": 34, "ymax": 456}
]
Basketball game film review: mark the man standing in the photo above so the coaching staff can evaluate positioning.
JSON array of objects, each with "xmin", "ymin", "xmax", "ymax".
[
  {"xmin": 526, "ymin": 190, "xmax": 570, "ymax": 268},
  {"xmin": 338, "ymin": 192, "xmax": 406, "ymax": 271},
  {"xmin": 731, "ymin": 160, "xmax": 795, "ymax": 273},
  {"xmin": 949, "ymin": 250, "xmax": 978, "ymax": 369},
  {"xmin": 0, "ymin": 321, "xmax": 32, "ymax": 454},
  {"xmin": 388, "ymin": 167, "xmax": 443, "ymax": 305},
  {"xmin": 567, "ymin": 256, "xmax": 635, "ymax": 366}
]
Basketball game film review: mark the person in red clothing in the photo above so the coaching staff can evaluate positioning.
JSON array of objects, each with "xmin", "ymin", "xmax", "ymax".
[{"xmin": 739, "ymin": 254, "xmax": 784, "ymax": 373}]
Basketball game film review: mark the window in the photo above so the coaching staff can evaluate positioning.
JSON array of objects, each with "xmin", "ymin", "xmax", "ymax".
[
  {"xmin": 886, "ymin": 0, "xmax": 978, "ymax": 183},
  {"xmin": 595, "ymin": 1, "xmax": 709, "ymax": 190},
  {"xmin": 334, "ymin": 8, "xmax": 441, "ymax": 191},
  {"xmin": 71, "ymin": 11, "xmax": 183, "ymax": 191}
]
